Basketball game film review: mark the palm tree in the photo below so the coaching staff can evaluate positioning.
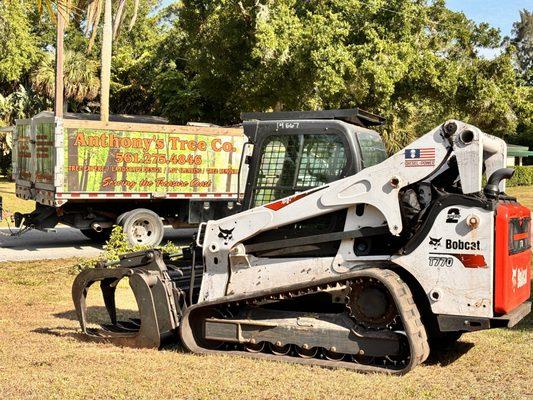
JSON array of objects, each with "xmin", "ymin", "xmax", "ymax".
[
  {"xmin": 34, "ymin": 0, "xmax": 71, "ymax": 118},
  {"xmin": 84, "ymin": 0, "xmax": 140, "ymax": 122},
  {"xmin": 31, "ymin": 50, "xmax": 100, "ymax": 112},
  {"xmin": 512, "ymin": 10, "xmax": 533, "ymax": 86},
  {"xmin": 36, "ymin": 0, "xmax": 140, "ymax": 122}
]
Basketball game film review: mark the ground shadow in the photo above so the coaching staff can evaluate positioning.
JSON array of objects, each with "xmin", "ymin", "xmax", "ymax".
[
  {"xmin": 54, "ymin": 306, "xmax": 139, "ymax": 325},
  {"xmin": 33, "ymin": 325, "xmax": 187, "ymax": 352},
  {"xmin": 32, "ymin": 326, "xmax": 82, "ymax": 341},
  {"xmin": 54, "ymin": 308, "xmax": 88, "ymax": 321},
  {"xmin": 47, "ymin": 308, "xmax": 187, "ymax": 351},
  {"xmin": 0, "ymin": 228, "xmax": 103, "ymax": 252},
  {"xmin": 425, "ymin": 341, "xmax": 475, "ymax": 366}
]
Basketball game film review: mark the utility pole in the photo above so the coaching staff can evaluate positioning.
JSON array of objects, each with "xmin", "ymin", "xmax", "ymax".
[
  {"xmin": 100, "ymin": 0, "xmax": 112, "ymax": 123},
  {"xmin": 54, "ymin": 4, "xmax": 65, "ymax": 118}
]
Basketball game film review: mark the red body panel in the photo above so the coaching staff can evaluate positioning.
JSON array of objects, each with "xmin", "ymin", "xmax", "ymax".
[{"xmin": 494, "ymin": 201, "xmax": 531, "ymax": 315}]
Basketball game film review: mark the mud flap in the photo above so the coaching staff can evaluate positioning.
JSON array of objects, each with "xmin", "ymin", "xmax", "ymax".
[{"xmin": 71, "ymin": 250, "xmax": 181, "ymax": 348}]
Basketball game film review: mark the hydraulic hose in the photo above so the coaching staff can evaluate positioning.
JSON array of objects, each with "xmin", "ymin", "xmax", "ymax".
[{"xmin": 484, "ymin": 168, "xmax": 515, "ymax": 198}]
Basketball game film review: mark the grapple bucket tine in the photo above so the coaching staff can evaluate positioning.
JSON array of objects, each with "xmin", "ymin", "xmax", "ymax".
[
  {"xmin": 72, "ymin": 269, "xmax": 99, "ymax": 334},
  {"xmin": 100, "ymin": 278, "xmax": 118, "ymax": 325},
  {"xmin": 71, "ymin": 250, "xmax": 180, "ymax": 349}
]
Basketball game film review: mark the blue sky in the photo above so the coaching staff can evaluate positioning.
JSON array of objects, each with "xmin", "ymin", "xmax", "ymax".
[
  {"xmin": 446, "ymin": 0, "xmax": 529, "ymax": 37},
  {"xmin": 446, "ymin": 0, "xmax": 530, "ymax": 58}
]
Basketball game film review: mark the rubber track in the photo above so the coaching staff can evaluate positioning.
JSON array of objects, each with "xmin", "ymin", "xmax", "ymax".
[{"xmin": 180, "ymin": 268, "xmax": 430, "ymax": 374}]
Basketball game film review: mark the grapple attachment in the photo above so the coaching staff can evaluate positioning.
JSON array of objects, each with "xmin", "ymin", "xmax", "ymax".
[{"xmin": 72, "ymin": 250, "xmax": 185, "ymax": 348}]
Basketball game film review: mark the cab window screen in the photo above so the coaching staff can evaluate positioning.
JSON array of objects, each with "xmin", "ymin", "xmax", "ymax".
[
  {"xmin": 253, "ymin": 137, "xmax": 296, "ymax": 206},
  {"xmin": 357, "ymin": 131, "xmax": 387, "ymax": 168},
  {"xmin": 297, "ymin": 135, "xmax": 346, "ymax": 187},
  {"xmin": 252, "ymin": 134, "xmax": 347, "ymax": 207}
]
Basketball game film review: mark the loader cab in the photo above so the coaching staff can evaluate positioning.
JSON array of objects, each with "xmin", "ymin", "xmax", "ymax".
[{"xmin": 241, "ymin": 109, "xmax": 387, "ymax": 210}]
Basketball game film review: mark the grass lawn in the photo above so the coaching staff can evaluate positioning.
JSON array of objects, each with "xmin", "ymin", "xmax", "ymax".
[
  {"xmin": 508, "ymin": 186, "xmax": 533, "ymax": 208},
  {"xmin": 0, "ymin": 185, "xmax": 531, "ymax": 399},
  {"xmin": 0, "ymin": 179, "xmax": 33, "ymax": 227},
  {"xmin": 0, "ymin": 258, "xmax": 531, "ymax": 400}
]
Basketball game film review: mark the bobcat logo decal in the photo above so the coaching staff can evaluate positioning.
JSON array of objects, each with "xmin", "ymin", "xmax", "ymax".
[
  {"xmin": 218, "ymin": 227, "xmax": 235, "ymax": 245},
  {"xmin": 429, "ymin": 237, "xmax": 442, "ymax": 250}
]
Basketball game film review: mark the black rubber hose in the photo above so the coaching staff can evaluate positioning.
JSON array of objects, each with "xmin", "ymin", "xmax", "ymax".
[{"xmin": 484, "ymin": 168, "xmax": 515, "ymax": 198}]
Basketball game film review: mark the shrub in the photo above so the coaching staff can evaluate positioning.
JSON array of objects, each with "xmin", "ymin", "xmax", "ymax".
[
  {"xmin": 507, "ymin": 166, "xmax": 533, "ymax": 187},
  {"xmin": 71, "ymin": 226, "xmax": 182, "ymax": 273}
]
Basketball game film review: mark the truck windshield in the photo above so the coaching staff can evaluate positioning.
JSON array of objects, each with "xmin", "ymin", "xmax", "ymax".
[{"xmin": 357, "ymin": 130, "xmax": 387, "ymax": 168}]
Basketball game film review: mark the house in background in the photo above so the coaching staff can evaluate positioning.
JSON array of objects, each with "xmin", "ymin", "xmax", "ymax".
[{"xmin": 507, "ymin": 144, "xmax": 533, "ymax": 166}]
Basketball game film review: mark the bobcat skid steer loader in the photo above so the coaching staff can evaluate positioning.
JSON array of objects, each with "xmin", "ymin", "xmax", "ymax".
[{"xmin": 72, "ymin": 111, "xmax": 531, "ymax": 374}]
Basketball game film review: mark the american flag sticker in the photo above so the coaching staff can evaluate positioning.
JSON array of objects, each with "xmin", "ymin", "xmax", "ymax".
[{"xmin": 404, "ymin": 148, "xmax": 435, "ymax": 167}]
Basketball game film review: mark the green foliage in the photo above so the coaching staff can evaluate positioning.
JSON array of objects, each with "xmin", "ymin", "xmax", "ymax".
[
  {"xmin": 0, "ymin": 0, "xmax": 531, "ymax": 156},
  {"xmin": 506, "ymin": 86, "xmax": 533, "ymax": 149},
  {"xmin": 31, "ymin": 50, "xmax": 100, "ymax": 111},
  {"xmin": 72, "ymin": 225, "xmax": 182, "ymax": 272},
  {"xmin": 511, "ymin": 9, "xmax": 533, "ymax": 86},
  {"xmin": 110, "ymin": 1, "xmax": 164, "ymax": 115},
  {"xmin": 0, "ymin": 85, "xmax": 50, "ymax": 126},
  {"xmin": 0, "ymin": 0, "xmax": 40, "ymax": 83},
  {"xmin": 157, "ymin": 0, "xmax": 525, "ymax": 151},
  {"xmin": 508, "ymin": 166, "xmax": 533, "ymax": 187}
]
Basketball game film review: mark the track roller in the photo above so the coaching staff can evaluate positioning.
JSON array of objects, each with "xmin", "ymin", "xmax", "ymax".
[
  {"xmin": 245, "ymin": 342, "xmax": 266, "ymax": 353},
  {"xmin": 323, "ymin": 349, "xmax": 345, "ymax": 361},
  {"xmin": 295, "ymin": 346, "xmax": 318, "ymax": 359},
  {"xmin": 269, "ymin": 342, "xmax": 291, "ymax": 355}
]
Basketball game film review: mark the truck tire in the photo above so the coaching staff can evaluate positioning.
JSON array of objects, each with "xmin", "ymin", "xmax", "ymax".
[
  {"xmin": 116, "ymin": 211, "xmax": 131, "ymax": 226},
  {"xmin": 80, "ymin": 228, "xmax": 113, "ymax": 244},
  {"xmin": 120, "ymin": 208, "xmax": 164, "ymax": 247}
]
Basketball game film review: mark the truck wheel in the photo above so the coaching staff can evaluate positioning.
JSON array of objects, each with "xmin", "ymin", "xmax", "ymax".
[
  {"xmin": 120, "ymin": 209, "xmax": 164, "ymax": 247},
  {"xmin": 80, "ymin": 228, "xmax": 112, "ymax": 244},
  {"xmin": 116, "ymin": 211, "xmax": 131, "ymax": 227}
]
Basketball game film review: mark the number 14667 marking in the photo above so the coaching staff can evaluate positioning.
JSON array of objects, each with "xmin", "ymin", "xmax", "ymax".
[{"xmin": 429, "ymin": 256, "xmax": 453, "ymax": 267}]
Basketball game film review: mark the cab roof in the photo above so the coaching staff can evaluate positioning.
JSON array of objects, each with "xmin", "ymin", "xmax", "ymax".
[{"xmin": 241, "ymin": 108, "xmax": 385, "ymax": 128}]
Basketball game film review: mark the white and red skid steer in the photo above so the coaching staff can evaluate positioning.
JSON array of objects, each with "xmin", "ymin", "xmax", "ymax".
[{"xmin": 72, "ymin": 111, "xmax": 531, "ymax": 374}]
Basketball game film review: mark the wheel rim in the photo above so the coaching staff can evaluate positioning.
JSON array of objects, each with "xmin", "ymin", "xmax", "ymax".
[{"xmin": 131, "ymin": 218, "xmax": 156, "ymax": 245}]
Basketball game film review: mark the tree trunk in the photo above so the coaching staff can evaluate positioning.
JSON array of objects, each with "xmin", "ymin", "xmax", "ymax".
[
  {"xmin": 100, "ymin": 0, "xmax": 112, "ymax": 123},
  {"xmin": 54, "ymin": 9, "xmax": 65, "ymax": 118}
]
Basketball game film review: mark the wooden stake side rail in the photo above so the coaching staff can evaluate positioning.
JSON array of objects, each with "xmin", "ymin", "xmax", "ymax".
[{"xmin": 62, "ymin": 119, "xmax": 244, "ymax": 137}]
